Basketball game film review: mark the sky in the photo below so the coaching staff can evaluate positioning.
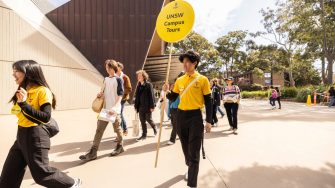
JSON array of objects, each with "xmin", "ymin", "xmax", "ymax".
[{"xmin": 187, "ymin": 0, "xmax": 278, "ymax": 44}]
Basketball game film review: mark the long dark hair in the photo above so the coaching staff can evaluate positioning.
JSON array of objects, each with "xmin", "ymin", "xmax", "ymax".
[{"xmin": 10, "ymin": 60, "xmax": 57, "ymax": 109}]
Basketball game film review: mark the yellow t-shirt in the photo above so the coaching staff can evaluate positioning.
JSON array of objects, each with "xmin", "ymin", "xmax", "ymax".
[
  {"xmin": 173, "ymin": 72, "xmax": 211, "ymax": 110},
  {"xmin": 12, "ymin": 86, "xmax": 53, "ymax": 127}
]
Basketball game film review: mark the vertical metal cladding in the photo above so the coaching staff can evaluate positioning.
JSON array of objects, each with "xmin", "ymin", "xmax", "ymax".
[{"xmin": 47, "ymin": 0, "xmax": 165, "ymax": 92}]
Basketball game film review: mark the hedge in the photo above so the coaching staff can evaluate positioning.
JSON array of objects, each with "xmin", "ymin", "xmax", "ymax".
[{"xmin": 241, "ymin": 85, "xmax": 333, "ymax": 103}]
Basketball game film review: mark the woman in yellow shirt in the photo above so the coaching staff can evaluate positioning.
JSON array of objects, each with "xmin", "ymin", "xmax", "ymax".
[{"xmin": 0, "ymin": 60, "xmax": 81, "ymax": 188}]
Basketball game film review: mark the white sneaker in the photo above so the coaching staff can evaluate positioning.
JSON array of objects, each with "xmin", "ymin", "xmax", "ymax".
[
  {"xmin": 228, "ymin": 127, "xmax": 233, "ymax": 131},
  {"xmin": 233, "ymin": 129, "xmax": 238, "ymax": 134},
  {"xmin": 184, "ymin": 172, "xmax": 188, "ymax": 181},
  {"xmin": 166, "ymin": 141, "xmax": 175, "ymax": 145},
  {"xmin": 71, "ymin": 178, "xmax": 82, "ymax": 188}
]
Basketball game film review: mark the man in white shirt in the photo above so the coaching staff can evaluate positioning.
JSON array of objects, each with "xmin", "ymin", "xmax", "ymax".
[{"xmin": 79, "ymin": 60, "xmax": 124, "ymax": 161}]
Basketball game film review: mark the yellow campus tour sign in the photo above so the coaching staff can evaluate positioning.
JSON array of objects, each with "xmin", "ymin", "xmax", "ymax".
[{"xmin": 156, "ymin": 0, "xmax": 195, "ymax": 43}]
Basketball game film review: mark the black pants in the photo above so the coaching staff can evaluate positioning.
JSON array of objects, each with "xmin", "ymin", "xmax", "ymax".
[
  {"xmin": 277, "ymin": 97, "xmax": 281, "ymax": 108},
  {"xmin": 224, "ymin": 103, "xmax": 239, "ymax": 129},
  {"xmin": 169, "ymin": 108, "xmax": 178, "ymax": 142},
  {"xmin": 177, "ymin": 109, "xmax": 204, "ymax": 187},
  {"xmin": 139, "ymin": 110, "xmax": 156, "ymax": 136},
  {"xmin": 211, "ymin": 104, "xmax": 218, "ymax": 125},
  {"xmin": 269, "ymin": 97, "xmax": 276, "ymax": 106},
  {"xmin": 0, "ymin": 126, "xmax": 74, "ymax": 188}
]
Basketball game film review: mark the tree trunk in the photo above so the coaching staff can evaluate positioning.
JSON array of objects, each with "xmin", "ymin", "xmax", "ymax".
[
  {"xmin": 226, "ymin": 64, "xmax": 229, "ymax": 78},
  {"xmin": 288, "ymin": 53, "xmax": 295, "ymax": 87},
  {"xmin": 288, "ymin": 70, "xmax": 295, "ymax": 87},
  {"xmin": 321, "ymin": 55, "xmax": 327, "ymax": 84},
  {"xmin": 326, "ymin": 56, "xmax": 334, "ymax": 84}
]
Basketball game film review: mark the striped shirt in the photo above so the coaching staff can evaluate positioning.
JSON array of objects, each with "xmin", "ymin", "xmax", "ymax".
[{"xmin": 223, "ymin": 85, "xmax": 240, "ymax": 102}]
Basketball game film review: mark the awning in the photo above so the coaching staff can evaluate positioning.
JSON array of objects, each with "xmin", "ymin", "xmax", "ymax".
[{"xmin": 144, "ymin": 55, "xmax": 183, "ymax": 82}]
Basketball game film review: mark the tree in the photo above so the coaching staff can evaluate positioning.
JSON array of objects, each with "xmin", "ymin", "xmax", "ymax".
[
  {"xmin": 215, "ymin": 30, "xmax": 248, "ymax": 78},
  {"xmin": 280, "ymin": 0, "xmax": 335, "ymax": 84},
  {"xmin": 254, "ymin": 4, "xmax": 299, "ymax": 87},
  {"xmin": 171, "ymin": 31, "xmax": 222, "ymax": 77},
  {"xmin": 292, "ymin": 52, "xmax": 322, "ymax": 86}
]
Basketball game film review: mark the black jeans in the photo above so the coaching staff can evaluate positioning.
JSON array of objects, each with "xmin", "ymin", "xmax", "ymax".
[
  {"xmin": 139, "ymin": 110, "xmax": 156, "ymax": 136},
  {"xmin": 217, "ymin": 106, "xmax": 225, "ymax": 116},
  {"xmin": 269, "ymin": 97, "xmax": 276, "ymax": 106},
  {"xmin": 224, "ymin": 103, "xmax": 239, "ymax": 129},
  {"xmin": 211, "ymin": 104, "xmax": 218, "ymax": 125},
  {"xmin": 169, "ymin": 108, "xmax": 178, "ymax": 142},
  {"xmin": 0, "ymin": 126, "xmax": 74, "ymax": 188},
  {"xmin": 177, "ymin": 109, "xmax": 204, "ymax": 187},
  {"xmin": 277, "ymin": 97, "xmax": 281, "ymax": 108}
]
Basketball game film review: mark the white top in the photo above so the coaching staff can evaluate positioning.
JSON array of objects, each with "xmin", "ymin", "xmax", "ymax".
[{"xmin": 103, "ymin": 76, "xmax": 124, "ymax": 114}]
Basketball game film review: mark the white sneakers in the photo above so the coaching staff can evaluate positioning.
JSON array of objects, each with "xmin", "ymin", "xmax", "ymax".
[
  {"xmin": 71, "ymin": 178, "xmax": 82, "ymax": 188},
  {"xmin": 166, "ymin": 141, "xmax": 175, "ymax": 145}
]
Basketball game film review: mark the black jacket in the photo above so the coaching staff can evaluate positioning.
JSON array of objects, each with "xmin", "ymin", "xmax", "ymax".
[
  {"xmin": 134, "ymin": 81, "xmax": 155, "ymax": 112},
  {"xmin": 212, "ymin": 85, "xmax": 221, "ymax": 106}
]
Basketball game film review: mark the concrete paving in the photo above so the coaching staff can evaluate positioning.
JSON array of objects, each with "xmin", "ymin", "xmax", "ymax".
[{"xmin": 0, "ymin": 99, "xmax": 335, "ymax": 188}]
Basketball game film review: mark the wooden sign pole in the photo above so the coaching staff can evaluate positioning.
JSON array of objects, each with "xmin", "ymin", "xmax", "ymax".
[{"xmin": 155, "ymin": 42, "xmax": 173, "ymax": 168}]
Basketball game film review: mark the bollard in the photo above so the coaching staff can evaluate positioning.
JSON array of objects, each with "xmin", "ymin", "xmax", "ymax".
[{"xmin": 306, "ymin": 95, "xmax": 312, "ymax": 106}]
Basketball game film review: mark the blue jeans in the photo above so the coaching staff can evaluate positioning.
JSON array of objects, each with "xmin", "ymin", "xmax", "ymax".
[
  {"xmin": 329, "ymin": 96, "xmax": 335, "ymax": 107},
  {"xmin": 120, "ymin": 100, "xmax": 127, "ymax": 131},
  {"xmin": 217, "ymin": 106, "xmax": 225, "ymax": 116}
]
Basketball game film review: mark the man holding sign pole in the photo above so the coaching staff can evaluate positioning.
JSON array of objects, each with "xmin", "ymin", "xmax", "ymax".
[
  {"xmin": 154, "ymin": 1, "xmax": 210, "ymax": 187},
  {"xmin": 166, "ymin": 51, "xmax": 212, "ymax": 188}
]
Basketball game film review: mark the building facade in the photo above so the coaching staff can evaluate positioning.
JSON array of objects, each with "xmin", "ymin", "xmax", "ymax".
[{"xmin": 0, "ymin": 0, "xmax": 181, "ymax": 114}]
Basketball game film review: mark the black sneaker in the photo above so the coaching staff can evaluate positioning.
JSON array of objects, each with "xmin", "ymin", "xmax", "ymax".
[
  {"xmin": 109, "ymin": 144, "xmax": 124, "ymax": 156},
  {"xmin": 136, "ymin": 135, "xmax": 146, "ymax": 142},
  {"xmin": 79, "ymin": 147, "xmax": 97, "ymax": 161}
]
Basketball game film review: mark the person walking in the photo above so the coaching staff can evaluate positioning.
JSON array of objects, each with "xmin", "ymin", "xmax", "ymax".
[
  {"xmin": 275, "ymin": 87, "xmax": 282, "ymax": 109},
  {"xmin": 211, "ymin": 78, "xmax": 221, "ymax": 127},
  {"xmin": 116, "ymin": 62, "xmax": 132, "ymax": 136},
  {"xmin": 167, "ymin": 50, "xmax": 212, "ymax": 188},
  {"xmin": 158, "ymin": 83, "xmax": 170, "ymax": 122},
  {"xmin": 166, "ymin": 83, "xmax": 180, "ymax": 145},
  {"xmin": 0, "ymin": 60, "xmax": 81, "ymax": 188},
  {"xmin": 134, "ymin": 70, "xmax": 157, "ymax": 141},
  {"xmin": 328, "ymin": 86, "xmax": 335, "ymax": 107},
  {"xmin": 222, "ymin": 77, "xmax": 241, "ymax": 134},
  {"xmin": 79, "ymin": 59, "xmax": 125, "ymax": 161},
  {"xmin": 269, "ymin": 86, "xmax": 278, "ymax": 109}
]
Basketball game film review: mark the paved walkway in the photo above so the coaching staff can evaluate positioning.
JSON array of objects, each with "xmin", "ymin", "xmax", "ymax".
[{"xmin": 1, "ymin": 99, "xmax": 335, "ymax": 188}]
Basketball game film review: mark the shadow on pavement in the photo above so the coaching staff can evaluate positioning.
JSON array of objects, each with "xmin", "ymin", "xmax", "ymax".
[
  {"xmin": 199, "ymin": 163, "xmax": 335, "ymax": 188},
  {"xmin": 49, "ymin": 137, "xmax": 138, "ymax": 157},
  {"xmin": 204, "ymin": 129, "xmax": 233, "ymax": 140},
  {"xmin": 154, "ymin": 175, "xmax": 184, "ymax": 188}
]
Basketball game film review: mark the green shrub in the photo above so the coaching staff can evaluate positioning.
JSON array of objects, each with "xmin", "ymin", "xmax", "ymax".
[
  {"xmin": 281, "ymin": 87, "xmax": 298, "ymax": 98},
  {"xmin": 241, "ymin": 91, "xmax": 268, "ymax": 98},
  {"xmin": 239, "ymin": 84, "xmax": 264, "ymax": 91},
  {"xmin": 295, "ymin": 88, "xmax": 312, "ymax": 102}
]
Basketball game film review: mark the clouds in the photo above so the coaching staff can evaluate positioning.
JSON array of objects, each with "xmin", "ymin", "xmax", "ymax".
[{"xmin": 187, "ymin": 0, "xmax": 244, "ymax": 43}]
